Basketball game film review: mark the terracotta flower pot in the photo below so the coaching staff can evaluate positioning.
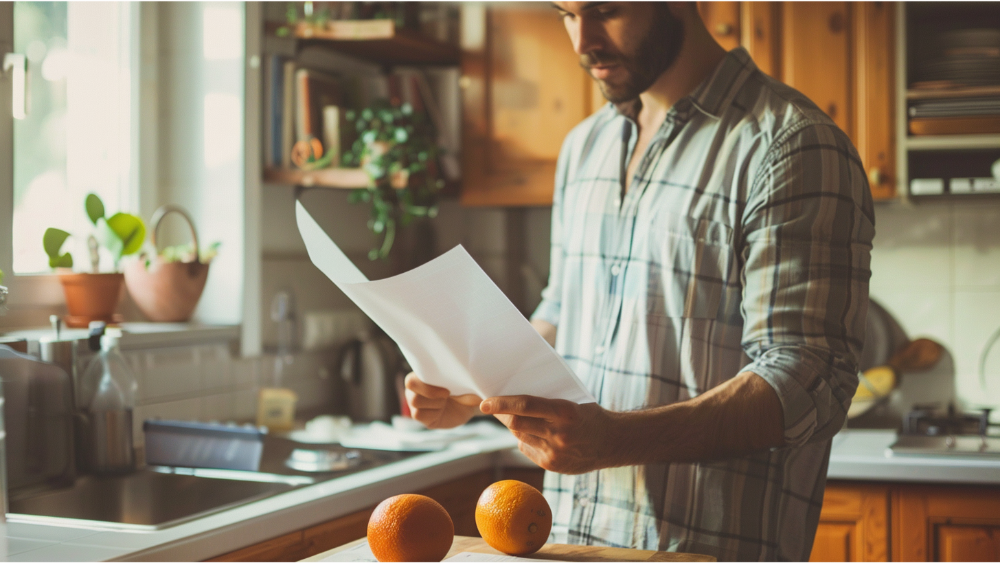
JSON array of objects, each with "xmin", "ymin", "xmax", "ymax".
[
  {"xmin": 58, "ymin": 272, "xmax": 125, "ymax": 328},
  {"xmin": 124, "ymin": 258, "xmax": 209, "ymax": 322}
]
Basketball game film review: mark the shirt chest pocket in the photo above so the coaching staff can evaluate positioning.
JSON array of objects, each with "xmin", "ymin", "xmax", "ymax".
[{"xmin": 640, "ymin": 214, "xmax": 740, "ymax": 321}]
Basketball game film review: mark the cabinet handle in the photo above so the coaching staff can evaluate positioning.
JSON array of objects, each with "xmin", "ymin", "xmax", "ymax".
[
  {"xmin": 868, "ymin": 167, "xmax": 883, "ymax": 186},
  {"xmin": 828, "ymin": 12, "xmax": 845, "ymax": 34},
  {"xmin": 715, "ymin": 23, "xmax": 733, "ymax": 36}
]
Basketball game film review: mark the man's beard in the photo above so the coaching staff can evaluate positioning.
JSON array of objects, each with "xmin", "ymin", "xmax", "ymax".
[{"xmin": 581, "ymin": 8, "xmax": 686, "ymax": 104}]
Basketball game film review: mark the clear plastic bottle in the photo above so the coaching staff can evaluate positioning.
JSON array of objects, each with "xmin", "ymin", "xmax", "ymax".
[{"xmin": 80, "ymin": 330, "xmax": 137, "ymax": 473}]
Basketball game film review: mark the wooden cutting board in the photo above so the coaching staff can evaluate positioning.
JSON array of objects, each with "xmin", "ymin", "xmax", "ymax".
[{"xmin": 303, "ymin": 535, "xmax": 716, "ymax": 562}]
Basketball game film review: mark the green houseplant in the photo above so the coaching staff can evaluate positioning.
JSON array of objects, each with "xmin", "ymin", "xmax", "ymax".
[
  {"xmin": 43, "ymin": 193, "xmax": 146, "ymax": 327},
  {"xmin": 341, "ymin": 101, "xmax": 444, "ymax": 261}
]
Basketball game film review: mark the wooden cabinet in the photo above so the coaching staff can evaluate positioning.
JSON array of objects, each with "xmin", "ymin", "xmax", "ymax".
[
  {"xmin": 206, "ymin": 469, "xmax": 494, "ymax": 562},
  {"xmin": 809, "ymin": 481, "xmax": 1000, "ymax": 562},
  {"xmin": 810, "ymin": 483, "xmax": 890, "ymax": 562},
  {"xmin": 698, "ymin": 2, "xmax": 742, "ymax": 52},
  {"xmin": 894, "ymin": 484, "xmax": 1000, "ymax": 562},
  {"xmin": 459, "ymin": 4, "xmax": 595, "ymax": 207},
  {"xmin": 461, "ymin": 2, "xmax": 897, "ymax": 207},
  {"xmin": 756, "ymin": 2, "xmax": 897, "ymax": 200}
]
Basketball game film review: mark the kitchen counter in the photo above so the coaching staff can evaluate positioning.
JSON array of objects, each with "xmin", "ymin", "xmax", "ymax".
[
  {"xmin": 828, "ymin": 428, "xmax": 1000, "ymax": 485},
  {"xmin": 5, "ymin": 428, "xmax": 1000, "ymax": 562}
]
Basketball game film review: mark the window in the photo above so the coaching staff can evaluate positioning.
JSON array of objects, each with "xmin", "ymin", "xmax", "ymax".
[{"xmin": 11, "ymin": 2, "xmax": 138, "ymax": 274}]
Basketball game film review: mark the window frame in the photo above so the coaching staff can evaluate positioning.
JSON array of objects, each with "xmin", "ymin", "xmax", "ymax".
[{"xmin": 1, "ymin": 2, "xmax": 142, "ymax": 328}]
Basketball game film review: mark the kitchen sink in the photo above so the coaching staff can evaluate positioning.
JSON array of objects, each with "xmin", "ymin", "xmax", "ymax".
[
  {"xmin": 6, "ymin": 436, "xmax": 422, "ymax": 531},
  {"xmin": 8, "ymin": 470, "xmax": 298, "ymax": 531}
]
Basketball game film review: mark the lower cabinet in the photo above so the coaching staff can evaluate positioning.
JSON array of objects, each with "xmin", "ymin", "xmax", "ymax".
[
  {"xmin": 810, "ymin": 483, "xmax": 890, "ymax": 562},
  {"xmin": 810, "ymin": 481, "xmax": 1000, "ymax": 562},
  {"xmin": 207, "ymin": 469, "xmax": 495, "ymax": 562},
  {"xmin": 894, "ymin": 484, "xmax": 1000, "ymax": 562}
]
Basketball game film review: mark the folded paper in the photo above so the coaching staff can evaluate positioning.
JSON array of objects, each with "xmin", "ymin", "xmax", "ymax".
[{"xmin": 296, "ymin": 201, "xmax": 594, "ymax": 404}]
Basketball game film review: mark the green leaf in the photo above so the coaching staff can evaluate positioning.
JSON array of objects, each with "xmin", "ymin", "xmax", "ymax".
[
  {"xmin": 43, "ymin": 228, "xmax": 72, "ymax": 259},
  {"xmin": 49, "ymin": 253, "xmax": 73, "ymax": 269},
  {"xmin": 95, "ymin": 219, "xmax": 124, "ymax": 261},
  {"xmin": 362, "ymin": 130, "xmax": 377, "ymax": 145},
  {"xmin": 85, "ymin": 193, "xmax": 105, "ymax": 225},
  {"xmin": 106, "ymin": 213, "xmax": 146, "ymax": 257},
  {"xmin": 394, "ymin": 128, "xmax": 408, "ymax": 143},
  {"xmin": 401, "ymin": 103, "xmax": 413, "ymax": 115}
]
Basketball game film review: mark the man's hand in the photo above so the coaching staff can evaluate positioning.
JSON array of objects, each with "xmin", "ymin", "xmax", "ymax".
[
  {"xmin": 480, "ymin": 395, "xmax": 620, "ymax": 475},
  {"xmin": 404, "ymin": 372, "xmax": 482, "ymax": 429}
]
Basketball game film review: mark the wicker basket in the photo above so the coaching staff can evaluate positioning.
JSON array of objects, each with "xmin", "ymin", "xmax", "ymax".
[{"xmin": 124, "ymin": 205, "xmax": 210, "ymax": 322}]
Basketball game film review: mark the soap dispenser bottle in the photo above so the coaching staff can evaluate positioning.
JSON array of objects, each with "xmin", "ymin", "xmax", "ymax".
[{"xmin": 81, "ymin": 329, "xmax": 137, "ymax": 473}]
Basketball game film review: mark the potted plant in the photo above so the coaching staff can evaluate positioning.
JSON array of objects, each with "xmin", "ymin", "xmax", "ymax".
[
  {"xmin": 341, "ymin": 101, "xmax": 444, "ymax": 261},
  {"xmin": 43, "ymin": 193, "xmax": 146, "ymax": 328},
  {"xmin": 123, "ymin": 205, "xmax": 219, "ymax": 322}
]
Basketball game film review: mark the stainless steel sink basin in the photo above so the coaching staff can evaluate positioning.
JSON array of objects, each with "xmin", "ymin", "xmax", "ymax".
[{"xmin": 8, "ymin": 470, "xmax": 297, "ymax": 530}]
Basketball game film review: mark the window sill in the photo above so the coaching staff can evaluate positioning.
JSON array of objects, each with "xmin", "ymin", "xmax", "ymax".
[{"xmin": 1, "ymin": 322, "xmax": 240, "ymax": 351}]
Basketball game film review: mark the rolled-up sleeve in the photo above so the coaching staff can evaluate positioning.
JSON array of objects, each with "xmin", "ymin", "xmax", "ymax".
[{"xmin": 740, "ymin": 122, "xmax": 875, "ymax": 447}]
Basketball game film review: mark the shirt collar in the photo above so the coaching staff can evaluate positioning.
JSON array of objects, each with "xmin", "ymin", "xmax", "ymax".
[{"xmin": 613, "ymin": 47, "xmax": 758, "ymax": 121}]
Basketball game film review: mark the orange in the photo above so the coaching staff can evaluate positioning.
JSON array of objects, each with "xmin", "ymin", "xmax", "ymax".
[
  {"xmin": 367, "ymin": 494, "xmax": 454, "ymax": 562},
  {"xmin": 475, "ymin": 480, "xmax": 553, "ymax": 556}
]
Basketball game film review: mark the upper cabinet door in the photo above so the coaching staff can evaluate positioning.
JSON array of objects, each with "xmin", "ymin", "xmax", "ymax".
[
  {"xmin": 781, "ymin": 2, "xmax": 852, "ymax": 134},
  {"xmin": 698, "ymin": 2, "xmax": 742, "ymax": 52},
  {"xmin": 460, "ymin": 4, "xmax": 593, "ymax": 207},
  {"xmin": 773, "ymin": 2, "xmax": 897, "ymax": 200}
]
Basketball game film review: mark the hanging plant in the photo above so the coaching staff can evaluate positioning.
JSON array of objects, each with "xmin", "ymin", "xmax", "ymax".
[{"xmin": 343, "ymin": 100, "xmax": 444, "ymax": 260}]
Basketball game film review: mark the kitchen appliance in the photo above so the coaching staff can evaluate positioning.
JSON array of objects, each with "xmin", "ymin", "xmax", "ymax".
[
  {"xmin": 336, "ymin": 330, "xmax": 403, "ymax": 422},
  {"xmin": 889, "ymin": 404, "xmax": 1000, "ymax": 457},
  {"xmin": 0, "ymin": 345, "xmax": 76, "ymax": 496}
]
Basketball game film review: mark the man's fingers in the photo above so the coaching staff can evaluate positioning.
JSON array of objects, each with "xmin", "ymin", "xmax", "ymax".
[
  {"xmin": 497, "ymin": 414, "xmax": 549, "ymax": 438},
  {"xmin": 452, "ymin": 393, "xmax": 483, "ymax": 407},
  {"xmin": 480, "ymin": 395, "xmax": 563, "ymax": 420},
  {"xmin": 405, "ymin": 388, "xmax": 447, "ymax": 410},
  {"xmin": 404, "ymin": 372, "xmax": 451, "ymax": 399}
]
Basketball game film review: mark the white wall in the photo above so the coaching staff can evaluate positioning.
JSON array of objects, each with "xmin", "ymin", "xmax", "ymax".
[
  {"xmin": 869, "ymin": 200, "xmax": 1000, "ymax": 414},
  {"xmin": 154, "ymin": 2, "xmax": 245, "ymax": 326}
]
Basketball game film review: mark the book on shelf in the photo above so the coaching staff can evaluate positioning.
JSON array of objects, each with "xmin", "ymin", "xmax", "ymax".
[
  {"xmin": 295, "ymin": 67, "xmax": 343, "ymax": 148},
  {"xmin": 264, "ymin": 55, "xmax": 290, "ymax": 168},
  {"xmin": 281, "ymin": 60, "xmax": 296, "ymax": 168}
]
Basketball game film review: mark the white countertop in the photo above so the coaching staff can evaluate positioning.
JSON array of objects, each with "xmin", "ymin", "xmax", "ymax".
[
  {"xmin": 5, "ymin": 428, "xmax": 1000, "ymax": 562},
  {"xmin": 828, "ymin": 428, "xmax": 1000, "ymax": 485}
]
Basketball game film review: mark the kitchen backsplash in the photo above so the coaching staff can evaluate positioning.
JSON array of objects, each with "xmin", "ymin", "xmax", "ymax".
[
  {"xmin": 136, "ymin": 195, "xmax": 1000, "ymax": 437},
  {"xmin": 869, "ymin": 199, "xmax": 1000, "ymax": 414},
  {"xmin": 123, "ymin": 344, "xmax": 339, "ymax": 447}
]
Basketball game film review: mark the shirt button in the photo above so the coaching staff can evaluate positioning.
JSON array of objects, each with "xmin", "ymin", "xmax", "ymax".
[
  {"xmin": 594, "ymin": 346, "xmax": 605, "ymax": 354},
  {"xmin": 578, "ymin": 497, "xmax": 590, "ymax": 507},
  {"xmin": 610, "ymin": 265, "xmax": 621, "ymax": 276}
]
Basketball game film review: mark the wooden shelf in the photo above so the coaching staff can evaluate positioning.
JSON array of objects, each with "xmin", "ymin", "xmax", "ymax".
[
  {"xmin": 263, "ymin": 167, "xmax": 369, "ymax": 189},
  {"xmin": 268, "ymin": 20, "xmax": 460, "ymax": 66},
  {"xmin": 905, "ymin": 134, "xmax": 1000, "ymax": 151},
  {"xmin": 907, "ymin": 84, "xmax": 1000, "ymax": 100}
]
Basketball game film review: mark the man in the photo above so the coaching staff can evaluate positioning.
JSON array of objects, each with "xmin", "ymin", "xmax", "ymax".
[{"xmin": 405, "ymin": 2, "xmax": 874, "ymax": 560}]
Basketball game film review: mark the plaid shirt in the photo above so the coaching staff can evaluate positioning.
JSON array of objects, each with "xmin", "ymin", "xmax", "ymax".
[{"xmin": 531, "ymin": 48, "xmax": 874, "ymax": 561}]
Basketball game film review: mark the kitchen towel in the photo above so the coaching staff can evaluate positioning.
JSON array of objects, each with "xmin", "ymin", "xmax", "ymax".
[{"xmin": 296, "ymin": 201, "xmax": 594, "ymax": 404}]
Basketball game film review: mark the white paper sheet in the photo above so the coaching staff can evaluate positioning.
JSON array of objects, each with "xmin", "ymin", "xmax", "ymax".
[{"xmin": 296, "ymin": 201, "xmax": 594, "ymax": 403}]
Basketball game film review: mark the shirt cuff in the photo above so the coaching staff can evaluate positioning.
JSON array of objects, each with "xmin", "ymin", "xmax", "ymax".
[
  {"xmin": 743, "ymin": 345, "xmax": 855, "ymax": 448},
  {"xmin": 530, "ymin": 298, "xmax": 561, "ymax": 328}
]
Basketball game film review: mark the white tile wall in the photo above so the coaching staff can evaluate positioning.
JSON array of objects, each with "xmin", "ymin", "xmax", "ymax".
[{"xmin": 869, "ymin": 200, "xmax": 1000, "ymax": 414}]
